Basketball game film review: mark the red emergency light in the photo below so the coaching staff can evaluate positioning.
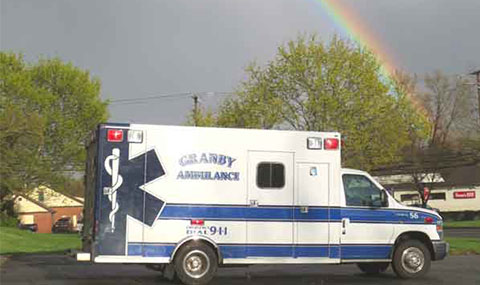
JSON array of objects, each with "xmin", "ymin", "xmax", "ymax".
[
  {"xmin": 324, "ymin": 138, "xmax": 339, "ymax": 150},
  {"xmin": 107, "ymin": 129, "xmax": 124, "ymax": 142},
  {"xmin": 424, "ymin": 217, "xmax": 434, "ymax": 224}
]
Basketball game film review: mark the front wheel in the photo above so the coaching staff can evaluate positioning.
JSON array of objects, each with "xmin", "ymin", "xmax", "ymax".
[
  {"xmin": 174, "ymin": 241, "xmax": 218, "ymax": 285},
  {"xmin": 392, "ymin": 240, "xmax": 431, "ymax": 279},
  {"xmin": 357, "ymin": 262, "xmax": 389, "ymax": 274}
]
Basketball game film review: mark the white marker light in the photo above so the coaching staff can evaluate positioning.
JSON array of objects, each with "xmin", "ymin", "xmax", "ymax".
[
  {"xmin": 307, "ymin": 137, "xmax": 322, "ymax": 149},
  {"xmin": 127, "ymin": 130, "xmax": 143, "ymax": 143}
]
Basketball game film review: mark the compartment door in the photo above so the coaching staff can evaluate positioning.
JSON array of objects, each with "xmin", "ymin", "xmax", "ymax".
[
  {"xmin": 295, "ymin": 163, "xmax": 330, "ymax": 258},
  {"xmin": 246, "ymin": 151, "xmax": 294, "ymax": 258}
]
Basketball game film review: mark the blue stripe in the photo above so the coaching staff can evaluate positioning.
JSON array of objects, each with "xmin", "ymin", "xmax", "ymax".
[
  {"xmin": 340, "ymin": 245, "xmax": 392, "ymax": 259},
  {"xmin": 127, "ymin": 243, "xmax": 391, "ymax": 259},
  {"xmin": 159, "ymin": 204, "xmax": 438, "ymax": 224},
  {"xmin": 128, "ymin": 243, "xmax": 175, "ymax": 257}
]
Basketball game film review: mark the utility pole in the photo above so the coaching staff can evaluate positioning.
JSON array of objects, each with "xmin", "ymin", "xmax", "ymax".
[
  {"xmin": 192, "ymin": 93, "xmax": 199, "ymax": 126},
  {"xmin": 470, "ymin": 70, "xmax": 480, "ymax": 122}
]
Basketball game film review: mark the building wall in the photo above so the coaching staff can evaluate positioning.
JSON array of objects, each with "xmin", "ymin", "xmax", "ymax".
[
  {"xmin": 13, "ymin": 196, "xmax": 49, "ymax": 214},
  {"xmin": 51, "ymin": 206, "xmax": 83, "ymax": 226},
  {"xmin": 35, "ymin": 212, "xmax": 53, "ymax": 233},
  {"xmin": 17, "ymin": 212, "xmax": 54, "ymax": 233},
  {"xmin": 393, "ymin": 186, "xmax": 480, "ymax": 212}
]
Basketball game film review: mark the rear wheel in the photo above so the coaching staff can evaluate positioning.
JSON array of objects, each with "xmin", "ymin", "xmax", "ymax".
[
  {"xmin": 357, "ymin": 262, "xmax": 389, "ymax": 274},
  {"xmin": 392, "ymin": 239, "xmax": 431, "ymax": 279},
  {"xmin": 174, "ymin": 241, "xmax": 218, "ymax": 285}
]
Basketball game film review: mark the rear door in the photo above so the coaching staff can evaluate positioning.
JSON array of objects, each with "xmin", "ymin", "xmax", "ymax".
[
  {"xmin": 247, "ymin": 151, "xmax": 294, "ymax": 258},
  {"xmin": 96, "ymin": 126, "xmax": 148, "ymax": 257}
]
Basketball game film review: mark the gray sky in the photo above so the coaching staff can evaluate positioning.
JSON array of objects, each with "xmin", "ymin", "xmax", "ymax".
[{"xmin": 1, "ymin": 0, "xmax": 479, "ymax": 125}]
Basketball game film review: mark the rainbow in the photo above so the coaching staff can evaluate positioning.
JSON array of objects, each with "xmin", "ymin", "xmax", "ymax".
[
  {"xmin": 316, "ymin": 0, "xmax": 398, "ymax": 80},
  {"xmin": 317, "ymin": 0, "xmax": 430, "ymax": 116}
]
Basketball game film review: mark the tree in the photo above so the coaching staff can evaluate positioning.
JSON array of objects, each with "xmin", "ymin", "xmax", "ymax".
[
  {"xmin": 190, "ymin": 35, "xmax": 429, "ymax": 170},
  {"xmin": 0, "ymin": 52, "xmax": 109, "ymax": 207},
  {"xmin": 422, "ymin": 70, "xmax": 478, "ymax": 147},
  {"xmin": 383, "ymin": 70, "xmax": 480, "ymax": 207}
]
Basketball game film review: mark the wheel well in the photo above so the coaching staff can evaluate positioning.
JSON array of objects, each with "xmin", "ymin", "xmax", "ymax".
[
  {"xmin": 394, "ymin": 232, "xmax": 434, "ymax": 260},
  {"xmin": 171, "ymin": 238, "xmax": 223, "ymax": 264}
]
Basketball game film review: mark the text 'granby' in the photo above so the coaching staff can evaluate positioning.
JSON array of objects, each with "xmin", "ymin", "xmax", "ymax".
[{"xmin": 179, "ymin": 153, "xmax": 236, "ymax": 168}]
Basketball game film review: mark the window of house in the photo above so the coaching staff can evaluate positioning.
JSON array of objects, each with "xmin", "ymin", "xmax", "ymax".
[
  {"xmin": 400, "ymin": 194, "xmax": 420, "ymax": 202},
  {"xmin": 257, "ymin": 162, "xmax": 285, "ymax": 189},
  {"xmin": 429, "ymin": 192, "xmax": 446, "ymax": 200},
  {"xmin": 38, "ymin": 191, "xmax": 45, "ymax": 202}
]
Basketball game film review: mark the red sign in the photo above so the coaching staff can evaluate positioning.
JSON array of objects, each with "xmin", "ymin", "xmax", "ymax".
[
  {"xmin": 453, "ymin": 191, "xmax": 476, "ymax": 199},
  {"xmin": 107, "ymin": 129, "xmax": 123, "ymax": 142},
  {"xmin": 423, "ymin": 187, "xmax": 430, "ymax": 201}
]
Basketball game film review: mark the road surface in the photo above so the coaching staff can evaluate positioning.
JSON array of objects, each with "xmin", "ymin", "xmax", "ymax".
[
  {"xmin": 1, "ymin": 254, "xmax": 479, "ymax": 285},
  {"xmin": 445, "ymin": 227, "xmax": 480, "ymax": 238}
]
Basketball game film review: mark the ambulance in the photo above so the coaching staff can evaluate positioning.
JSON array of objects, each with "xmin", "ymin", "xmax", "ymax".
[{"xmin": 78, "ymin": 123, "xmax": 448, "ymax": 285}]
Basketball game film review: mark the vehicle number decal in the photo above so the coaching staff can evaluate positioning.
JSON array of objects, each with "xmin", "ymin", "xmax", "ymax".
[{"xmin": 409, "ymin": 212, "xmax": 419, "ymax": 219}]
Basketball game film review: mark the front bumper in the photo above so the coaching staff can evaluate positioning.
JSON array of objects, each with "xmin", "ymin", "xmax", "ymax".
[{"xmin": 432, "ymin": 241, "xmax": 449, "ymax": 260}]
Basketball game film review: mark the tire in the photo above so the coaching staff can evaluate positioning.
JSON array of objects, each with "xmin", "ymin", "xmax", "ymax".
[
  {"xmin": 357, "ymin": 262, "xmax": 389, "ymax": 274},
  {"xmin": 392, "ymin": 239, "xmax": 431, "ymax": 279},
  {"xmin": 174, "ymin": 241, "xmax": 218, "ymax": 285}
]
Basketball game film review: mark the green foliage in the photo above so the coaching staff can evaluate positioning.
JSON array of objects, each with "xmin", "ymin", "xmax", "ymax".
[
  {"xmin": 0, "ymin": 213, "xmax": 17, "ymax": 227},
  {"xmin": 0, "ymin": 226, "xmax": 81, "ymax": 255},
  {"xmin": 191, "ymin": 35, "xmax": 429, "ymax": 170},
  {"xmin": 186, "ymin": 106, "xmax": 217, "ymax": 127},
  {"xmin": 0, "ymin": 52, "xmax": 108, "ymax": 204}
]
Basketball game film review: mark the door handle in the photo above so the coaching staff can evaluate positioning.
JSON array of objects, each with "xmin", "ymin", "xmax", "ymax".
[
  {"xmin": 249, "ymin": 199, "xmax": 259, "ymax": 207},
  {"xmin": 300, "ymin": 206, "xmax": 309, "ymax": 213},
  {"xmin": 341, "ymin": 218, "xmax": 349, "ymax": 235}
]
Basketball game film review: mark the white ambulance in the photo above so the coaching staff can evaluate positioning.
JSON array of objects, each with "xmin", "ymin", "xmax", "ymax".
[{"xmin": 78, "ymin": 123, "xmax": 448, "ymax": 285}]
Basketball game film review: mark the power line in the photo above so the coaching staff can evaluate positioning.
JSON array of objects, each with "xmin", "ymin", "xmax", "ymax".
[
  {"xmin": 110, "ymin": 92, "xmax": 192, "ymax": 104},
  {"xmin": 109, "ymin": 91, "xmax": 234, "ymax": 105}
]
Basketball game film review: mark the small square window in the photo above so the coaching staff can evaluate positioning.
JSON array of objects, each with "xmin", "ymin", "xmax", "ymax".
[
  {"xmin": 38, "ymin": 191, "xmax": 45, "ymax": 202},
  {"xmin": 429, "ymin": 193, "xmax": 446, "ymax": 200},
  {"xmin": 257, "ymin": 162, "xmax": 285, "ymax": 189}
]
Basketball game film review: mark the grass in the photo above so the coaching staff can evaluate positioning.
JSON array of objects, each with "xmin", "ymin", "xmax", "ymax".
[
  {"xmin": 444, "ymin": 220, "xmax": 480, "ymax": 228},
  {"xmin": 446, "ymin": 237, "xmax": 480, "ymax": 255},
  {"xmin": 0, "ymin": 226, "xmax": 81, "ymax": 255}
]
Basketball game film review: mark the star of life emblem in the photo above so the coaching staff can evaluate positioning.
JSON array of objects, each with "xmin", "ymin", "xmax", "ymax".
[{"xmin": 103, "ymin": 148, "xmax": 123, "ymax": 232}]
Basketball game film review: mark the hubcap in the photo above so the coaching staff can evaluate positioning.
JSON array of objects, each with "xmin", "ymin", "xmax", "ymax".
[
  {"xmin": 183, "ymin": 250, "xmax": 210, "ymax": 279},
  {"xmin": 401, "ymin": 247, "xmax": 425, "ymax": 274}
]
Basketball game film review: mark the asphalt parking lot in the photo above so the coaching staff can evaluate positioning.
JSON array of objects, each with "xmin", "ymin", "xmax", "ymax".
[{"xmin": 1, "ymin": 254, "xmax": 479, "ymax": 285}]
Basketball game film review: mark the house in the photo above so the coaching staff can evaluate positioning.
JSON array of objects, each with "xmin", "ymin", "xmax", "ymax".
[
  {"xmin": 13, "ymin": 186, "xmax": 84, "ymax": 233},
  {"xmin": 373, "ymin": 163, "xmax": 480, "ymax": 220}
]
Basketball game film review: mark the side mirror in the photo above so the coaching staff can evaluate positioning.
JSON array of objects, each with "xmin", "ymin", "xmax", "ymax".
[
  {"xmin": 380, "ymin": 189, "xmax": 389, "ymax": 207},
  {"xmin": 371, "ymin": 190, "xmax": 389, "ymax": 208}
]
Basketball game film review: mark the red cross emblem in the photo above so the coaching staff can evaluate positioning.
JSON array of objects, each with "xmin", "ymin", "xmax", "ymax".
[{"xmin": 107, "ymin": 129, "xmax": 124, "ymax": 142}]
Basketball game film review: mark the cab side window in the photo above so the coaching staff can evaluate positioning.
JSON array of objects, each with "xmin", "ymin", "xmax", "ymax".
[{"xmin": 343, "ymin": 174, "xmax": 382, "ymax": 207}]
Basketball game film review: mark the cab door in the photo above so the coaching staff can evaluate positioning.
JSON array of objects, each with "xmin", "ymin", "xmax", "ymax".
[
  {"xmin": 340, "ymin": 174, "xmax": 394, "ymax": 260},
  {"xmin": 247, "ymin": 151, "xmax": 294, "ymax": 258}
]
